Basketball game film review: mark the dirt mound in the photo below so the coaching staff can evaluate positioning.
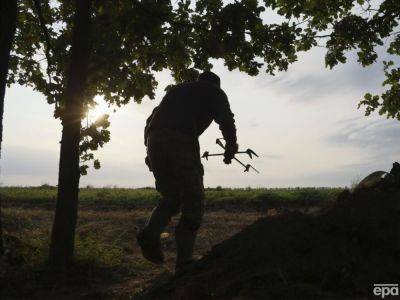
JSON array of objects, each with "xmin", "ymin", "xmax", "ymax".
[{"xmin": 143, "ymin": 165, "xmax": 400, "ymax": 299}]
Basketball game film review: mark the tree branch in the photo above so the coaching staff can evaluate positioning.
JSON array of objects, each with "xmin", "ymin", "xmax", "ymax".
[
  {"xmin": 315, "ymin": 34, "xmax": 331, "ymax": 39},
  {"xmin": 32, "ymin": 0, "xmax": 52, "ymax": 66},
  {"xmin": 32, "ymin": 0, "xmax": 55, "ymax": 103}
]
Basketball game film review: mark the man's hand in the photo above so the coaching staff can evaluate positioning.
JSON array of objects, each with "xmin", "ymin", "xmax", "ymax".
[{"xmin": 224, "ymin": 142, "xmax": 238, "ymax": 164}]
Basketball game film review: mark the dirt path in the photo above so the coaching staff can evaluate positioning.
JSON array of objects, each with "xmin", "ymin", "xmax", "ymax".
[{"xmin": 2, "ymin": 206, "xmax": 264, "ymax": 299}]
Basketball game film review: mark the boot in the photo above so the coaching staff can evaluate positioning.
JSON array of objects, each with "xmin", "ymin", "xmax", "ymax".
[
  {"xmin": 137, "ymin": 202, "xmax": 175, "ymax": 264},
  {"xmin": 136, "ymin": 229, "xmax": 164, "ymax": 264},
  {"xmin": 175, "ymin": 228, "xmax": 197, "ymax": 272}
]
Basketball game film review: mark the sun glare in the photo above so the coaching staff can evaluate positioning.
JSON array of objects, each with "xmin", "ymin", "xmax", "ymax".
[{"xmin": 87, "ymin": 97, "xmax": 112, "ymax": 121}]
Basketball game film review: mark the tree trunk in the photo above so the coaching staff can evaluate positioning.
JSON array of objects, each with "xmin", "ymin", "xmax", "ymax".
[
  {"xmin": 49, "ymin": 0, "xmax": 91, "ymax": 267},
  {"xmin": 0, "ymin": 0, "xmax": 18, "ymax": 256}
]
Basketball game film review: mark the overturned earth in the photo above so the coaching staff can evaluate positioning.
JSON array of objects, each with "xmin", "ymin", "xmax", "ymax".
[{"xmin": 141, "ymin": 172, "xmax": 400, "ymax": 299}]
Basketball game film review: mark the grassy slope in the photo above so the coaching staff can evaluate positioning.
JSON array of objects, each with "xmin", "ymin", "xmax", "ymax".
[{"xmin": 1, "ymin": 187, "xmax": 342, "ymax": 299}]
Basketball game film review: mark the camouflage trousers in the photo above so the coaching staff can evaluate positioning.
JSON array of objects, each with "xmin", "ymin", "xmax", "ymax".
[{"xmin": 145, "ymin": 128, "xmax": 205, "ymax": 236}]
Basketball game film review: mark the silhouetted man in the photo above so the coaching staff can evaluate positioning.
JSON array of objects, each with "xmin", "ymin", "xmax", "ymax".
[{"xmin": 137, "ymin": 71, "xmax": 237, "ymax": 271}]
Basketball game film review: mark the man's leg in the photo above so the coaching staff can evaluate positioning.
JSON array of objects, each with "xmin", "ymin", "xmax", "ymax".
[
  {"xmin": 175, "ymin": 189, "xmax": 204, "ymax": 270},
  {"xmin": 174, "ymin": 143, "xmax": 205, "ymax": 270},
  {"xmin": 137, "ymin": 195, "xmax": 180, "ymax": 264},
  {"xmin": 144, "ymin": 196, "xmax": 181, "ymax": 238}
]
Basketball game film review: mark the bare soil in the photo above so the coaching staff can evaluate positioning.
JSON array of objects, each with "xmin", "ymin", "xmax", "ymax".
[{"xmin": 143, "ymin": 188, "xmax": 400, "ymax": 299}]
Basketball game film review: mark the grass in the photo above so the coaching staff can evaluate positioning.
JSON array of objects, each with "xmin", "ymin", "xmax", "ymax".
[
  {"xmin": 0, "ymin": 186, "xmax": 343, "ymax": 299},
  {"xmin": 1, "ymin": 186, "xmax": 342, "ymax": 209}
]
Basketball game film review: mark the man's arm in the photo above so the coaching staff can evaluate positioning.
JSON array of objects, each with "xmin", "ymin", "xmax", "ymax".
[{"xmin": 212, "ymin": 90, "xmax": 238, "ymax": 163}]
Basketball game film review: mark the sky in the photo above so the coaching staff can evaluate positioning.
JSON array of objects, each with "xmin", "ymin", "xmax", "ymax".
[{"xmin": 2, "ymin": 44, "xmax": 400, "ymax": 188}]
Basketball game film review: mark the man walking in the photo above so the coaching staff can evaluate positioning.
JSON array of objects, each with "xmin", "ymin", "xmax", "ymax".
[{"xmin": 137, "ymin": 71, "xmax": 238, "ymax": 271}]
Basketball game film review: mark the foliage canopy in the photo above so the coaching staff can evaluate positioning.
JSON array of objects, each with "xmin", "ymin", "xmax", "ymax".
[{"xmin": 8, "ymin": 0, "xmax": 400, "ymax": 171}]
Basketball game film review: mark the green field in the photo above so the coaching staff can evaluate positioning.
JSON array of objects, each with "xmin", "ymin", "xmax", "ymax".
[
  {"xmin": 1, "ymin": 187, "xmax": 343, "ymax": 299},
  {"xmin": 1, "ymin": 186, "xmax": 342, "ymax": 209}
]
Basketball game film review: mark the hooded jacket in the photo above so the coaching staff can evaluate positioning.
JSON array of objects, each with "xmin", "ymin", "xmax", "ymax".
[{"xmin": 144, "ymin": 80, "xmax": 237, "ymax": 146}]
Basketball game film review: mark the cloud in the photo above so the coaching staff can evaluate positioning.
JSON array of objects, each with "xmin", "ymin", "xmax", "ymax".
[
  {"xmin": 324, "ymin": 117, "xmax": 400, "ymax": 176},
  {"xmin": 0, "ymin": 145, "xmax": 153, "ymax": 187},
  {"xmin": 253, "ymin": 47, "xmax": 395, "ymax": 105},
  {"xmin": 269, "ymin": 64, "xmax": 383, "ymax": 104},
  {"xmin": 1, "ymin": 146, "xmax": 58, "ymax": 177},
  {"xmin": 326, "ymin": 118, "xmax": 400, "ymax": 151}
]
